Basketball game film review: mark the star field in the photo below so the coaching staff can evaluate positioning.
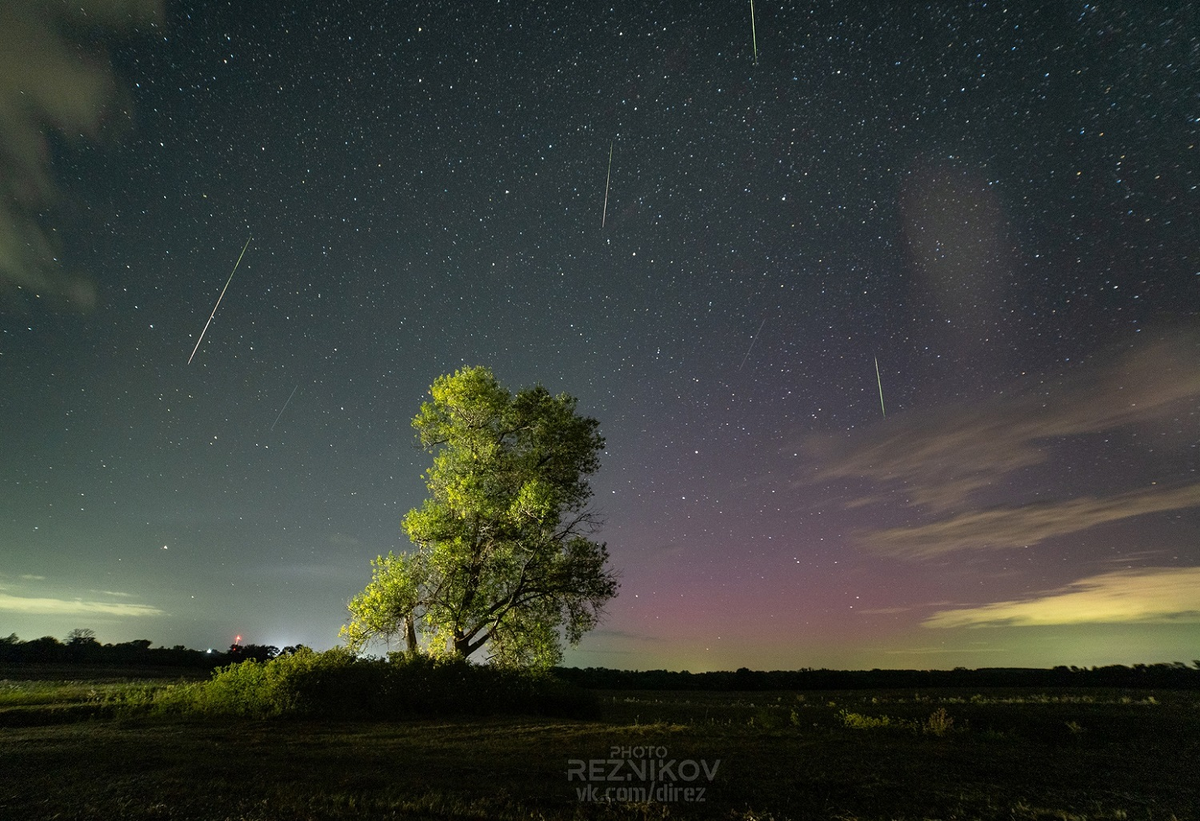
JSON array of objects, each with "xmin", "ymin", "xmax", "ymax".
[{"xmin": 1, "ymin": 1, "xmax": 1197, "ymax": 670}]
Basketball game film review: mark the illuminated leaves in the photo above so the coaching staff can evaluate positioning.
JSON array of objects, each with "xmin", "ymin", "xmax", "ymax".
[{"xmin": 343, "ymin": 366, "xmax": 617, "ymax": 668}]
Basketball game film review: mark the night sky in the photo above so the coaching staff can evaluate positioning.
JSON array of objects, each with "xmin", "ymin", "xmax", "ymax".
[{"xmin": 2, "ymin": 1, "xmax": 1198, "ymax": 671}]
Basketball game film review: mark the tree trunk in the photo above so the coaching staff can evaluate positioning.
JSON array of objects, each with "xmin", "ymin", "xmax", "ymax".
[{"xmin": 405, "ymin": 613, "xmax": 418, "ymax": 654}]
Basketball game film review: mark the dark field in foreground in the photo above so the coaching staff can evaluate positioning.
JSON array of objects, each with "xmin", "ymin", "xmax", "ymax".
[{"xmin": 1, "ymin": 678, "xmax": 1197, "ymax": 821}]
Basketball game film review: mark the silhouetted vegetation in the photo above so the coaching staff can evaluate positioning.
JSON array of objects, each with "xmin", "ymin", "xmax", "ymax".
[
  {"xmin": 4, "ymin": 633, "xmax": 1198, "ymax": 692},
  {"xmin": 0, "ymin": 632, "xmax": 303, "ymax": 672},
  {"xmin": 0, "ymin": 632, "xmax": 231, "ymax": 669},
  {"xmin": 554, "ymin": 662, "xmax": 1200, "ymax": 690}
]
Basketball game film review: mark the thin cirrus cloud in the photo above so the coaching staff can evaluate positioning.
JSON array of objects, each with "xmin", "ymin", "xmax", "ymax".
[
  {"xmin": 812, "ymin": 335, "xmax": 1199, "ymax": 511},
  {"xmin": 865, "ymin": 483, "xmax": 1200, "ymax": 559},
  {"xmin": 923, "ymin": 567, "xmax": 1200, "ymax": 628},
  {"xmin": 804, "ymin": 334, "xmax": 1200, "ymax": 557},
  {"xmin": 0, "ymin": 592, "xmax": 163, "ymax": 617}
]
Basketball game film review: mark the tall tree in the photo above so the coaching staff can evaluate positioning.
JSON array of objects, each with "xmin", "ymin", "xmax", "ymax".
[
  {"xmin": 65, "ymin": 627, "xmax": 97, "ymax": 645},
  {"xmin": 342, "ymin": 366, "xmax": 618, "ymax": 668}
]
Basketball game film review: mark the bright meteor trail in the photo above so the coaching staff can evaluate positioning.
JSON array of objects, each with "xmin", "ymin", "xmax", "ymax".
[
  {"xmin": 749, "ymin": 0, "xmax": 758, "ymax": 64},
  {"xmin": 188, "ymin": 236, "xmax": 252, "ymax": 364},
  {"xmin": 875, "ymin": 356, "xmax": 886, "ymax": 417}
]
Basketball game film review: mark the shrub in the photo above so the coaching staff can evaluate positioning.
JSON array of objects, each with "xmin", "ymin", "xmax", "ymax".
[
  {"xmin": 839, "ymin": 707, "xmax": 961, "ymax": 736},
  {"xmin": 840, "ymin": 709, "xmax": 904, "ymax": 730},
  {"xmin": 922, "ymin": 706, "xmax": 955, "ymax": 737},
  {"xmin": 751, "ymin": 707, "xmax": 791, "ymax": 730},
  {"xmin": 148, "ymin": 648, "xmax": 596, "ymax": 720}
]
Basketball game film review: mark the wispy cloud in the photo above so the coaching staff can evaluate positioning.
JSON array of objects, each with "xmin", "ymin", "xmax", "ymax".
[
  {"xmin": 806, "ymin": 334, "xmax": 1200, "ymax": 557},
  {"xmin": 923, "ymin": 567, "xmax": 1200, "ymax": 628},
  {"xmin": 0, "ymin": 592, "xmax": 163, "ymax": 617},
  {"xmin": 0, "ymin": 0, "xmax": 162, "ymax": 306},
  {"xmin": 866, "ymin": 483, "xmax": 1200, "ymax": 558}
]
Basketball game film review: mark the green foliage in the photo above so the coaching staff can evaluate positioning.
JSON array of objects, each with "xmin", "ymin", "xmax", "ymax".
[
  {"xmin": 0, "ymin": 679, "xmax": 119, "ymax": 708},
  {"xmin": 147, "ymin": 648, "xmax": 595, "ymax": 719},
  {"xmin": 839, "ymin": 706, "xmax": 961, "ymax": 736},
  {"xmin": 342, "ymin": 366, "xmax": 618, "ymax": 669},
  {"xmin": 168, "ymin": 647, "xmax": 363, "ymax": 717},
  {"xmin": 840, "ymin": 709, "xmax": 905, "ymax": 730},
  {"xmin": 341, "ymin": 553, "xmax": 425, "ymax": 652}
]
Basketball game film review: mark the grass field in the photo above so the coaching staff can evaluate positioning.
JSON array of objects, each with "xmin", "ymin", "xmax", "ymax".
[{"xmin": 1, "ymin": 671, "xmax": 1197, "ymax": 820}]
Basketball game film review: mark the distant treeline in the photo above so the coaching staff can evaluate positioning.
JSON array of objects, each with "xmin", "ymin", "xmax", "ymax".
[
  {"xmin": 553, "ymin": 663, "xmax": 1200, "ymax": 690},
  {"xmin": 4, "ymin": 634, "xmax": 1198, "ymax": 689},
  {"xmin": 0, "ymin": 633, "xmax": 285, "ymax": 669}
]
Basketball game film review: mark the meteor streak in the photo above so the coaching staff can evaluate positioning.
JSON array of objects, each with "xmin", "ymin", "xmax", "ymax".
[
  {"xmin": 270, "ymin": 384, "xmax": 299, "ymax": 432},
  {"xmin": 188, "ymin": 236, "xmax": 252, "ymax": 365},
  {"xmin": 875, "ymin": 356, "xmax": 886, "ymax": 417},
  {"xmin": 738, "ymin": 317, "xmax": 767, "ymax": 371},
  {"xmin": 601, "ymin": 140, "xmax": 613, "ymax": 228},
  {"xmin": 749, "ymin": 0, "xmax": 758, "ymax": 64}
]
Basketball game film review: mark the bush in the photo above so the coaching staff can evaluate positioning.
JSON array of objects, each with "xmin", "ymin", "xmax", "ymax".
[
  {"xmin": 922, "ymin": 706, "xmax": 956, "ymax": 736},
  {"xmin": 381, "ymin": 652, "xmax": 598, "ymax": 718},
  {"xmin": 839, "ymin": 707, "xmax": 962, "ymax": 736},
  {"xmin": 751, "ymin": 707, "xmax": 791, "ymax": 730},
  {"xmin": 148, "ymin": 648, "xmax": 596, "ymax": 720},
  {"xmin": 839, "ymin": 709, "xmax": 905, "ymax": 731}
]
